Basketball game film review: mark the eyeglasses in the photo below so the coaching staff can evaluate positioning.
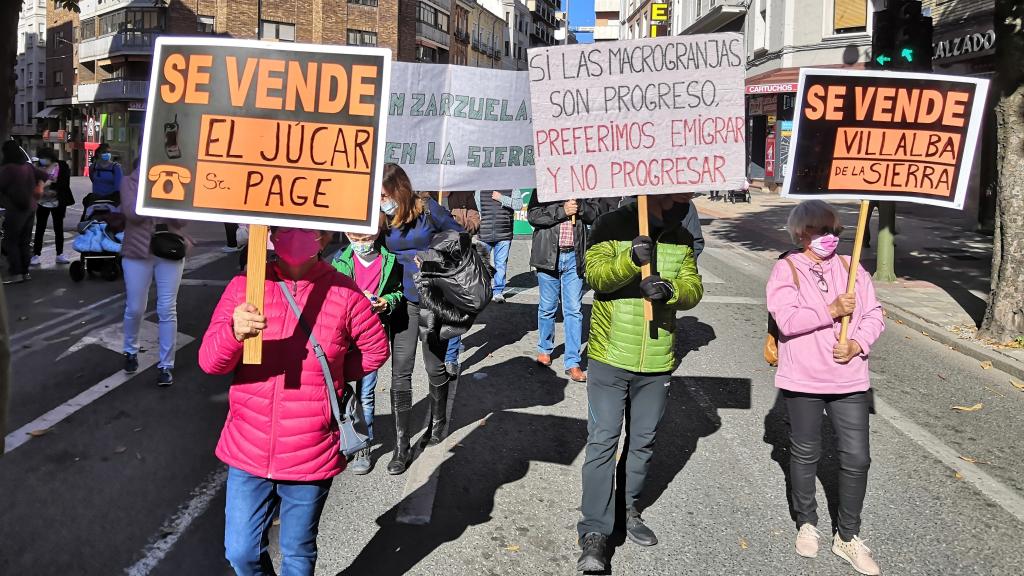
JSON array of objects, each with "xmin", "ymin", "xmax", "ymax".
[
  {"xmin": 806, "ymin": 225, "xmax": 845, "ymax": 237},
  {"xmin": 809, "ymin": 263, "xmax": 829, "ymax": 292}
]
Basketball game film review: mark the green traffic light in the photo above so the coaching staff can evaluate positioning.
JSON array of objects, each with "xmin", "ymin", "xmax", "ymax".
[
  {"xmin": 901, "ymin": 48, "xmax": 914, "ymax": 62},
  {"xmin": 876, "ymin": 54, "xmax": 892, "ymax": 66}
]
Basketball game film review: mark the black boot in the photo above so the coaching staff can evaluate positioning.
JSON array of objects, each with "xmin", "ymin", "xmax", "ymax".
[
  {"xmin": 576, "ymin": 532, "xmax": 608, "ymax": 572},
  {"xmin": 426, "ymin": 380, "xmax": 450, "ymax": 446},
  {"xmin": 387, "ymin": 390, "xmax": 412, "ymax": 475}
]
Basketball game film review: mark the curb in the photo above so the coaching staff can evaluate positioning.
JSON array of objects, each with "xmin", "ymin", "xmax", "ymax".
[
  {"xmin": 878, "ymin": 301, "xmax": 1024, "ymax": 382},
  {"xmin": 697, "ymin": 205, "xmax": 1024, "ymax": 382}
]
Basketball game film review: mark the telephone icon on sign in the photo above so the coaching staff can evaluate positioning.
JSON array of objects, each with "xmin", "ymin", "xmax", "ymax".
[{"xmin": 148, "ymin": 165, "xmax": 191, "ymax": 201}]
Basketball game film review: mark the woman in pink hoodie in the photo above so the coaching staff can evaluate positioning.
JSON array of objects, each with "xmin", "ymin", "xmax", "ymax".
[
  {"xmin": 200, "ymin": 227, "xmax": 389, "ymax": 576},
  {"xmin": 766, "ymin": 200, "xmax": 885, "ymax": 576}
]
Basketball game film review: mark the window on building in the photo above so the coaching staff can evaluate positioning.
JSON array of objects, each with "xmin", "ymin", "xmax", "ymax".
[
  {"xmin": 833, "ymin": 0, "xmax": 868, "ymax": 35},
  {"xmin": 124, "ymin": 9, "xmax": 164, "ymax": 32},
  {"xmin": 416, "ymin": 45, "xmax": 438, "ymax": 63},
  {"xmin": 54, "ymin": 70, "xmax": 64, "ymax": 86},
  {"xmin": 349, "ymin": 0, "xmax": 379, "ymax": 6},
  {"xmin": 197, "ymin": 15, "xmax": 215, "ymax": 34},
  {"xmin": 19, "ymin": 104, "xmax": 24, "ymax": 126},
  {"xmin": 38, "ymin": 0, "xmax": 46, "ymax": 7},
  {"xmin": 417, "ymin": 3, "xmax": 449, "ymax": 33},
  {"xmin": 37, "ymin": 101, "xmax": 44, "ymax": 114},
  {"xmin": 26, "ymin": 63, "xmax": 32, "ymax": 86},
  {"xmin": 754, "ymin": 0, "xmax": 768, "ymax": 50},
  {"xmin": 81, "ymin": 18, "xmax": 95, "ymax": 41},
  {"xmin": 98, "ymin": 10, "xmax": 125, "ymax": 36},
  {"xmin": 261, "ymin": 21, "xmax": 296, "ymax": 42},
  {"xmin": 39, "ymin": 69, "xmax": 44, "ymax": 82},
  {"xmin": 347, "ymin": 29, "xmax": 378, "ymax": 47}
]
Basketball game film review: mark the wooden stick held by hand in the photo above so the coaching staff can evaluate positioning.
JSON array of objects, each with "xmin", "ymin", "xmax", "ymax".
[
  {"xmin": 838, "ymin": 201, "xmax": 871, "ymax": 345},
  {"xmin": 243, "ymin": 224, "xmax": 268, "ymax": 365},
  {"xmin": 637, "ymin": 196, "xmax": 654, "ymax": 322}
]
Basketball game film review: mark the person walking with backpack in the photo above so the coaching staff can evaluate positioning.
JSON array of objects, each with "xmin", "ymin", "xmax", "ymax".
[
  {"xmin": 31, "ymin": 148, "xmax": 74, "ymax": 266},
  {"xmin": 475, "ymin": 189, "xmax": 522, "ymax": 303},
  {"xmin": 527, "ymin": 194, "xmax": 599, "ymax": 383},
  {"xmin": 766, "ymin": 200, "xmax": 885, "ymax": 575},
  {"xmin": 575, "ymin": 194, "xmax": 703, "ymax": 572},
  {"xmin": 200, "ymin": 227, "xmax": 389, "ymax": 576},
  {"xmin": 332, "ymin": 228, "xmax": 404, "ymax": 475},
  {"xmin": 0, "ymin": 141, "xmax": 47, "ymax": 284}
]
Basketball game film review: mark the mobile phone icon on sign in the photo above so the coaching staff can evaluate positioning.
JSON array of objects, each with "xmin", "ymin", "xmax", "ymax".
[{"xmin": 164, "ymin": 114, "xmax": 181, "ymax": 159}]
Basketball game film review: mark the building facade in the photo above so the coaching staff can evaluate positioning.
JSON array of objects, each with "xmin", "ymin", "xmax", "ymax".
[
  {"xmin": 406, "ymin": 0, "xmax": 453, "ymax": 63},
  {"xmin": 527, "ymin": 0, "xmax": 559, "ymax": 46},
  {"xmin": 482, "ymin": 0, "xmax": 530, "ymax": 69},
  {"xmin": 13, "ymin": 0, "xmax": 49, "ymax": 156},
  {"xmin": 43, "ymin": 0, "xmax": 79, "ymax": 170},
  {"xmin": 593, "ymin": 0, "xmax": 620, "ymax": 41},
  {"xmin": 469, "ymin": 1, "xmax": 509, "ymax": 68},
  {"xmin": 451, "ymin": 0, "xmax": 473, "ymax": 65}
]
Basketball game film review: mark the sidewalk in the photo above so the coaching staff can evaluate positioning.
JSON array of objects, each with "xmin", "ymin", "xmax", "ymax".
[{"xmin": 694, "ymin": 189, "xmax": 1024, "ymax": 380}]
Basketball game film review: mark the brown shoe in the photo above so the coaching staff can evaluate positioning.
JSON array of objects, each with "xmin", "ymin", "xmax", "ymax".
[
  {"xmin": 536, "ymin": 353, "xmax": 552, "ymax": 367},
  {"xmin": 566, "ymin": 367, "xmax": 587, "ymax": 382}
]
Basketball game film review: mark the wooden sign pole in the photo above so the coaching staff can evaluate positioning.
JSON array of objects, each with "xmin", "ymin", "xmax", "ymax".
[
  {"xmin": 637, "ymin": 195, "xmax": 654, "ymax": 322},
  {"xmin": 243, "ymin": 224, "xmax": 269, "ymax": 364},
  {"xmin": 838, "ymin": 200, "xmax": 871, "ymax": 345}
]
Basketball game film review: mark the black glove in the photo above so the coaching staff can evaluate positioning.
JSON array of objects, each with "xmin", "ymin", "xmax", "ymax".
[
  {"xmin": 639, "ymin": 275, "xmax": 674, "ymax": 302},
  {"xmin": 630, "ymin": 235, "xmax": 654, "ymax": 266}
]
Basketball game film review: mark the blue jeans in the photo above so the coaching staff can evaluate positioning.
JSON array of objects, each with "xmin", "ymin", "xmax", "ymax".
[
  {"xmin": 482, "ymin": 239, "xmax": 512, "ymax": 296},
  {"xmin": 358, "ymin": 370, "xmax": 377, "ymax": 442},
  {"xmin": 445, "ymin": 336, "xmax": 461, "ymax": 365},
  {"xmin": 122, "ymin": 256, "xmax": 184, "ymax": 369},
  {"xmin": 536, "ymin": 250, "xmax": 584, "ymax": 370},
  {"xmin": 224, "ymin": 467, "xmax": 333, "ymax": 576}
]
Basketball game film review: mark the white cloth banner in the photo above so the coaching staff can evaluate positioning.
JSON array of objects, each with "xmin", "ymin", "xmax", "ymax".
[
  {"xmin": 384, "ymin": 63, "xmax": 537, "ymax": 191},
  {"xmin": 528, "ymin": 34, "xmax": 747, "ymax": 202}
]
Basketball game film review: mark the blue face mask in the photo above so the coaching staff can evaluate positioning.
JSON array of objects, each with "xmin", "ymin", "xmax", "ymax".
[
  {"xmin": 38, "ymin": 158, "xmax": 50, "ymax": 167},
  {"xmin": 381, "ymin": 199, "xmax": 397, "ymax": 216},
  {"xmin": 100, "ymin": 153, "xmax": 111, "ymax": 162}
]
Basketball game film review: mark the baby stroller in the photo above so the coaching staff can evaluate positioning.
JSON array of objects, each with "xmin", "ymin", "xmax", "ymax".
[{"xmin": 70, "ymin": 199, "xmax": 124, "ymax": 282}]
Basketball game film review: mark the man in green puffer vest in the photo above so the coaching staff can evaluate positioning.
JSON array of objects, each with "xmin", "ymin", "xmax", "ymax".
[{"xmin": 575, "ymin": 194, "xmax": 704, "ymax": 573}]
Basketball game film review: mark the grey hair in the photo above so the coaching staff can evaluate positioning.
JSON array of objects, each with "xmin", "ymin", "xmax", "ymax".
[{"xmin": 786, "ymin": 200, "xmax": 840, "ymax": 245}]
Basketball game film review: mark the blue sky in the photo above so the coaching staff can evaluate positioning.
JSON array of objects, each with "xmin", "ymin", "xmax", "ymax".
[{"xmin": 568, "ymin": 0, "xmax": 595, "ymax": 43}]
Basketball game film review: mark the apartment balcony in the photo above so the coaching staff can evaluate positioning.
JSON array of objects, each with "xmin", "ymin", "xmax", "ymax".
[
  {"xmin": 425, "ymin": 0, "xmax": 451, "ymax": 12},
  {"xmin": 416, "ymin": 22, "xmax": 450, "ymax": 48},
  {"xmin": 77, "ymin": 79, "xmax": 149, "ymax": 103},
  {"xmin": 79, "ymin": 31, "xmax": 158, "ymax": 63},
  {"xmin": 79, "ymin": 0, "xmax": 156, "ymax": 18},
  {"xmin": 454, "ymin": 29, "xmax": 470, "ymax": 44},
  {"xmin": 682, "ymin": 1, "xmax": 748, "ymax": 35},
  {"xmin": 593, "ymin": 24, "xmax": 621, "ymax": 41}
]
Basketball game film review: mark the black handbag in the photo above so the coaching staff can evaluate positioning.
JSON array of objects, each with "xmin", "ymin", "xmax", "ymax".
[
  {"xmin": 150, "ymin": 223, "xmax": 187, "ymax": 260},
  {"xmin": 277, "ymin": 282, "xmax": 370, "ymax": 459}
]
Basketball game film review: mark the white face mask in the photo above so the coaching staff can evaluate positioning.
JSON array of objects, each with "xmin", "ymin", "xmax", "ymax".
[{"xmin": 381, "ymin": 199, "xmax": 397, "ymax": 216}]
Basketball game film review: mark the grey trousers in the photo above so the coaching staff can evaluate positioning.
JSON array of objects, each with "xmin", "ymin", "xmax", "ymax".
[
  {"xmin": 578, "ymin": 360, "xmax": 670, "ymax": 538},
  {"xmin": 784, "ymin": 390, "xmax": 871, "ymax": 540}
]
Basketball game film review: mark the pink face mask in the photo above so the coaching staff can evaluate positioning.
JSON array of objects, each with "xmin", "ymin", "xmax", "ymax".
[
  {"xmin": 274, "ymin": 229, "xmax": 321, "ymax": 266},
  {"xmin": 810, "ymin": 234, "xmax": 839, "ymax": 258}
]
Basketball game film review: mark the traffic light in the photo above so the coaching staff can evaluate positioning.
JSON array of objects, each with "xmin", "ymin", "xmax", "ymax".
[{"xmin": 870, "ymin": 0, "xmax": 933, "ymax": 71}]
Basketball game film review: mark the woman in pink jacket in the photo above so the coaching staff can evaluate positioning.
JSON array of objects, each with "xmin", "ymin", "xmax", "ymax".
[
  {"xmin": 199, "ymin": 227, "xmax": 389, "ymax": 576},
  {"xmin": 766, "ymin": 200, "xmax": 885, "ymax": 576}
]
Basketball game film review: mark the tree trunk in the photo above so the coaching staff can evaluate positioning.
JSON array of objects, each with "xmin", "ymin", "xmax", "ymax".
[
  {"xmin": 979, "ymin": 0, "xmax": 1024, "ymax": 342},
  {"xmin": 0, "ymin": 1, "xmax": 23, "ymax": 145}
]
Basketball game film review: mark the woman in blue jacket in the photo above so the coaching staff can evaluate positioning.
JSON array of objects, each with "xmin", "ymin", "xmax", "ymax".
[{"xmin": 380, "ymin": 163, "xmax": 463, "ymax": 475}]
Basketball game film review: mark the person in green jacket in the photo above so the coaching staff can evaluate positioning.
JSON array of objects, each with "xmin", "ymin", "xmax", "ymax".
[
  {"xmin": 332, "ymin": 229, "xmax": 404, "ymax": 474},
  {"xmin": 575, "ymin": 194, "xmax": 704, "ymax": 572}
]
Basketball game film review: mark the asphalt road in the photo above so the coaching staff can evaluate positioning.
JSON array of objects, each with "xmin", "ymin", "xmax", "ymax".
[{"xmin": 1, "ymin": 212, "xmax": 1023, "ymax": 575}]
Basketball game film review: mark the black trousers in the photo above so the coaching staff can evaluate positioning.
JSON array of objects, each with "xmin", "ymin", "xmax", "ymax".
[
  {"xmin": 224, "ymin": 223, "xmax": 238, "ymax": 248},
  {"xmin": 3, "ymin": 209, "xmax": 35, "ymax": 276},
  {"xmin": 784, "ymin": 390, "xmax": 871, "ymax": 540},
  {"xmin": 34, "ymin": 205, "xmax": 66, "ymax": 256},
  {"xmin": 578, "ymin": 360, "xmax": 670, "ymax": 538},
  {"xmin": 389, "ymin": 301, "xmax": 449, "ymax": 411}
]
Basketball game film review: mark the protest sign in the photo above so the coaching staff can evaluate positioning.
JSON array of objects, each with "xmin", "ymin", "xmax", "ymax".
[
  {"xmin": 385, "ymin": 63, "xmax": 535, "ymax": 191},
  {"xmin": 139, "ymin": 37, "xmax": 391, "ymax": 363},
  {"xmin": 782, "ymin": 68, "xmax": 989, "ymax": 209},
  {"xmin": 528, "ymin": 34, "xmax": 746, "ymax": 203},
  {"xmin": 138, "ymin": 37, "xmax": 391, "ymax": 233}
]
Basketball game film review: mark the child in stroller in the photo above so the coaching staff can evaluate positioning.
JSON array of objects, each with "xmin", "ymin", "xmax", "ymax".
[{"xmin": 70, "ymin": 198, "xmax": 125, "ymax": 281}]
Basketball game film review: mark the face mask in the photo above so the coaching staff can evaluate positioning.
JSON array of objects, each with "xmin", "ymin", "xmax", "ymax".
[
  {"xmin": 274, "ymin": 229, "xmax": 321, "ymax": 266},
  {"xmin": 351, "ymin": 241, "xmax": 377, "ymax": 256},
  {"xmin": 381, "ymin": 199, "xmax": 397, "ymax": 216},
  {"xmin": 809, "ymin": 233, "xmax": 839, "ymax": 258},
  {"xmin": 38, "ymin": 158, "xmax": 50, "ymax": 167},
  {"xmin": 100, "ymin": 153, "xmax": 111, "ymax": 162}
]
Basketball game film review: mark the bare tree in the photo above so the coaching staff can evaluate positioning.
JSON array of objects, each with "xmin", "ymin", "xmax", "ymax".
[{"xmin": 980, "ymin": 0, "xmax": 1024, "ymax": 342}]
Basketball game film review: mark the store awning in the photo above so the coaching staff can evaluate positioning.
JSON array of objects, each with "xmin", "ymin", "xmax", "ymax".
[
  {"xmin": 681, "ymin": 5, "xmax": 747, "ymax": 35},
  {"xmin": 34, "ymin": 106, "xmax": 63, "ymax": 119},
  {"xmin": 746, "ymin": 64, "xmax": 866, "ymax": 94}
]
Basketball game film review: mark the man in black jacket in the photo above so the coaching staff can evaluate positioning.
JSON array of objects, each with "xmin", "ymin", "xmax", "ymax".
[{"xmin": 527, "ymin": 193, "xmax": 599, "ymax": 383}]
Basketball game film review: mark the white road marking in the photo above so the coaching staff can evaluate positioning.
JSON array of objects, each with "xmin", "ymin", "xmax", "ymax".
[
  {"xmin": 5, "ymin": 321, "xmax": 193, "ymax": 454},
  {"xmin": 123, "ymin": 467, "xmax": 229, "ymax": 576},
  {"xmin": 56, "ymin": 320, "xmax": 130, "ymax": 361},
  {"xmin": 873, "ymin": 392, "xmax": 1024, "ymax": 525}
]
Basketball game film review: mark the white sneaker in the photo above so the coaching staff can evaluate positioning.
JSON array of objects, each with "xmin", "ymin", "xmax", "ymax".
[
  {"xmin": 55, "ymin": 254, "xmax": 71, "ymax": 264},
  {"xmin": 221, "ymin": 245, "xmax": 242, "ymax": 253},
  {"xmin": 832, "ymin": 534, "xmax": 881, "ymax": 575},
  {"xmin": 29, "ymin": 255, "xmax": 41, "ymax": 266},
  {"xmin": 795, "ymin": 523, "xmax": 821, "ymax": 558}
]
